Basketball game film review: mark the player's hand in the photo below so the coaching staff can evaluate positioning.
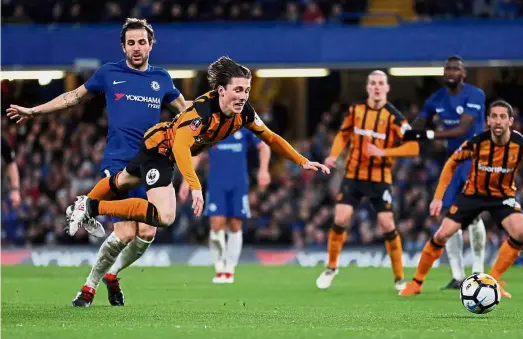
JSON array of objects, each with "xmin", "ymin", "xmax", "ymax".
[
  {"xmin": 178, "ymin": 180, "xmax": 190, "ymax": 202},
  {"xmin": 324, "ymin": 156, "xmax": 337, "ymax": 169},
  {"xmin": 367, "ymin": 143, "xmax": 385, "ymax": 157},
  {"xmin": 302, "ymin": 161, "xmax": 330, "ymax": 174},
  {"xmin": 257, "ymin": 170, "xmax": 271, "ymax": 191},
  {"xmin": 6, "ymin": 105, "xmax": 35, "ymax": 124},
  {"xmin": 429, "ymin": 198, "xmax": 443, "ymax": 217},
  {"xmin": 9, "ymin": 190, "xmax": 21, "ymax": 208},
  {"xmin": 191, "ymin": 189, "xmax": 204, "ymax": 216}
]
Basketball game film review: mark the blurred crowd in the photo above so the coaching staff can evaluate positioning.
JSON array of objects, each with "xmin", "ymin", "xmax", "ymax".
[
  {"xmin": 2, "ymin": 75, "xmax": 522, "ymax": 250},
  {"xmin": 2, "ymin": 0, "xmax": 522, "ymax": 25}
]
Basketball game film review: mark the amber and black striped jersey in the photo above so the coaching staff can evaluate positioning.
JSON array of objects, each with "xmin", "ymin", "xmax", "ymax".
[
  {"xmin": 142, "ymin": 90, "xmax": 308, "ymax": 190},
  {"xmin": 330, "ymin": 101, "xmax": 411, "ymax": 184},
  {"xmin": 435, "ymin": 130, "xmax": 523, "ymax": 199}
]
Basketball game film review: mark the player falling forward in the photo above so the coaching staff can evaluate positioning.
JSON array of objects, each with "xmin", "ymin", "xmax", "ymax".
[
  {"xmin": 402, "ymin": 56, "xmax": 487, "ymax": 289},
  {"xmin": 316, "ymin": 70, "xmax": 420, "ymax": 291},
  {"xmin": 7, "ymin": 18, "xmax": 188, "ymax": 307},
  {"xmin": 398, "ymin": 100, "xmax": 522, "ymax": 298},
  {"xmin": 179, "ymin": 130, "xmax": 271, "ymax": 283},
  {"xmin": 66, "ymin": 57, "xmax": 330, "ymax": 272}
]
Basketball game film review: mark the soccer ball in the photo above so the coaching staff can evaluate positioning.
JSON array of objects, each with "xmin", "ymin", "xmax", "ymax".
[{"xmin": 460, "ymin": 273, "xmax": 501, "ymax": 314}]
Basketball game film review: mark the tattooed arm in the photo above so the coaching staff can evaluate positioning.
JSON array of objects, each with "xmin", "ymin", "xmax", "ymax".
[{"xmin": 6, "ymin": 85, "xmax": 94, "ymax": 123}]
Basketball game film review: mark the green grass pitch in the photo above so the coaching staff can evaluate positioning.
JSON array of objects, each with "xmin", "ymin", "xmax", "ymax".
[{"xmin": 2, "ymin": 265, "xmax": 522, "ymax": 339}]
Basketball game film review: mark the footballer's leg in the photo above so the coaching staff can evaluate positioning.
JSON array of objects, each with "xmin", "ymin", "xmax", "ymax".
[
  {"xmin": 72, "ymin": 157, "xmax": 177, "ymax": 231},
  {"xmin": 221, "ymin": 188, "xmax": 250, "ymax": 283},
  {"xmin": 209, "ymin": 216, "xmax": 227, "ymax": 283},
  {"xmin": 68, "ymin": 168, "xmax": 142, "ymax": 237},
  {"xmin": 72, "ymin": 225, "xmax": 134, "ymax": 307},
  {"xmin": 441, "ymin": 175, "xmax": 466, "ymax": 290},
  {"xmin": 103, "ymin": 222, "xmax": 156, "ymax": 306},
  {"xmin": 205, "ymin": 187, "xmax": 228, "ymax": 283},
  {"xmin": 104, "ymin": 184, "xmax": 156, "ymax": 305},
  {"xmin": 72, "ymin": 167, "xmax": 141, "ymax": 307},
  {"xmin": 316, "ymin": 178, "xmax": 360, "ymax": 289},
  {"xmin": 377, "ymin": 212, "xmax": 405, "ymax": 291},
  {"xmin": 468, "ymin": 216, "xmax": 486, "ymax": 274},
  {"xmin": 400, "ymin": 218, "xmax": 462, "ymax": 296},
  {"xmin": 487, "ymin": 208, "xmax": 523, "ymax": 298},
  {"xmin": 223, "ymin": 217, "xmax": 243, "ymax": 283},
  {"xmin": 316, "ymin": 203, "xmax": 353, "ymax": 289}
]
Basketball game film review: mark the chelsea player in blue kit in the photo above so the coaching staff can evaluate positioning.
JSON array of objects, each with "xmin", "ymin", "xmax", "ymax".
[
  {"xmin": 402, "ymin": 56, "xmax": 487, "ymax": 289},
  {"xmin": 179, "ymin": 129, "xmax": 271, "ymax": 283},
  {"xmin": 7, "ymin": 18, "xmax": 188, "ymax": 306}
]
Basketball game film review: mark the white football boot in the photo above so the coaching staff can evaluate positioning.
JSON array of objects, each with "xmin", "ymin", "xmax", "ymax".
[
  {"xmin": 316, "ymin": 268, "xmax": 338, "ymax": 289},
  {"xmin": 67, "ymin": 196, "xmax": 105, "ymax": 238}
]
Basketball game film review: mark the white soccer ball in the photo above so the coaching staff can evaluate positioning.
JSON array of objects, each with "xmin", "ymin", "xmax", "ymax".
[{"xmin": 460, "ymin": 273, "xmax": 501, "ymax": 314}]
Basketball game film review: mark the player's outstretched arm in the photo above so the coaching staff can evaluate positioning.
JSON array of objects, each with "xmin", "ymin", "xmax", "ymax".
[
  {"xmin": 367, "ymin": 140, "xmax": 420, "ymax": 158},
  {"xmin": 326, "ymin": 108, "xmax": 355, "ymax": 168},
  {"xmin": 256, "ymin": 142, "xmax": 271, "ymax": 190},
  {"xmin": 404, "ymin": 114, "xmax": 475, "ymax": 141},
  {"xmin": 178, "ymin": 154, "xmax": 204, "ymax": 201},
  {"xmin": 247, "ymin": 125, "xmax": 329, "ymax": 174},
  {"xmin": 430, "ymin": 140, "xmax": 474, "ymax": 216},
  {"xmin": 6, "ymin": 85, "xmax": 94, "ymax": 123},
  {"xmin": 167, "ymin": 94, "xmax": 191, "ymax": 113}
]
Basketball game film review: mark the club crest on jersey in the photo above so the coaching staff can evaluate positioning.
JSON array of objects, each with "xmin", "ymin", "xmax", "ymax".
[
  {"xmin": 456, "ymin": 106, "xmax": 464, "ymax": 115},
  {"xmin": 190, "ymin": 118, "xmax": 202, "ymax": 131},
  {"xmin": 151, "ymin": 81, "xmax": 160, "ymax": 91},
  {"xmin": 234, "ymin": 131, "xmax": 242, "ymax": 140}
]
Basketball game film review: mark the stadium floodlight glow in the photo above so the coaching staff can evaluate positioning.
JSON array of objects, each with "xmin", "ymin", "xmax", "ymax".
[
  {"xmin": 255, "ymin": 68, "xmax": 330, "ymax": 78},
  {"xmin": 388, "ymin": 67, "xmax": 444, "ymax": 77},
  {"xmin": 167, "ymin": 70, "xmax": 196, "ymax": 79},
  {"xmin": 1, "ymin": 70, "xmax": 65, "ymax": 85}
]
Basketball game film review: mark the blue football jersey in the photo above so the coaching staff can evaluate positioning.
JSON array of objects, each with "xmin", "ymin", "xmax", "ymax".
[
  {"xmin": 420, "ymin": 83, "xmax": 486, "ymax": 154},
  {"xmin": 84, "ymin": 59, "xmax": 181, "ymax": 168},
  {"xmin": 207, "ymin": 129, "xmax": 262, "ymax": 188}
]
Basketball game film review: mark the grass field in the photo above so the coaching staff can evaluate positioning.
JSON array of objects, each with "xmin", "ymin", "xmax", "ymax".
[{"xmin": 2, "ymin": 265, "xmax": 522, "ymax": 339}]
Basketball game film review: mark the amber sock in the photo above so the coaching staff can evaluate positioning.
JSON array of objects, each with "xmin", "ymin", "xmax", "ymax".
[
  {"xmin": 87, "ymin": 173, "xmax": 122, "ymax": 201},
  {"xmin": 488, "ymin": 237, "xmax": 522, "ymax": 281},
  {"xmin": 413, "ymin": 237, "xmax": 445, "ymax": 284},
  {"xmin": 88, "ymin": 198, "xmax": 162, "ymax": 227},
  {"xmin": 327, "ymin": 225, "xmax": 347, "ymax": 269},
  {"xmin": 384, "ymin": 229, "xmax": 404, "ymax": 281}
]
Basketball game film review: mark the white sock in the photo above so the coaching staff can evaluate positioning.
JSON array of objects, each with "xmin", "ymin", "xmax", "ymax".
[
  {"xmin": 107, "ymin": 236, "xmax": 154, "ymax": 275},
  {"xmin": 446, "ymin": 229, "xmax": 466, "ymax": 281},
  {"xmin": 209, "ymin": 230, "xmax": 226, "ymax": 273},
  {"xmin": 85, "ymin": 233, "xmax": 127, "ymax": 289},
  {"xmin": 468, "ymin": 217, "xmax": 486, "ymax": 274},
  {"xmin": 225, "ymin": 230, "xmax": 243, "ymax": 274}
]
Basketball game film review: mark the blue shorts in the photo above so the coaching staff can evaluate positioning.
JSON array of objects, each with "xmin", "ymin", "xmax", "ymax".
[
  {"xmin": 101, "ymin": 162, "xmax": 147, "ymax": 224},
  {"xmin": 442, "ymin": 159, "xmax": 472, "ymax": 208},
  {"xmin": 204, "ymin": 185, "xmax": 250, "ymax": 219}
]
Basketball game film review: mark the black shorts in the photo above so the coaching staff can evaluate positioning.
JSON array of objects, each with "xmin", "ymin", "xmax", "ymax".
[
  {"xmin": 336, "ymin": 178, "xmax": 393, "ymax": 213},
  {"xmin": 446, "ymin": 194, "xmax": 522, "ymax": 227},
  {"xmin": 126, "ymin": 144, "xmax": 175, "ymax": 191}
]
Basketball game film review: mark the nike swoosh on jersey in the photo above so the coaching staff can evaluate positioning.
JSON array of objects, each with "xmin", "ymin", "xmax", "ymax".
[{"xmin": 113, "ymin": 80, "xmax": 126, "ymax": 85}]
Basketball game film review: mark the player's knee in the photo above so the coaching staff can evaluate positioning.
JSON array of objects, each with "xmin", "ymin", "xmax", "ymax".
[
  {"xmin": 377, "ymin": 213, "xmax": 395, "ymax": 234},
  {"xmin": 334, "ymin": 214, "xmax": 351, "ymax": 228},
  {"xmin": 158, "ymin": 210, "xmax": 175, "ymax": 227},
  {"xmin": 210, "ymin": 218, "xmax": 227, "ymax": 231},
  {"xmin": 117, "ymin": 169, "xmax": 141, "ymax": 189},
  {"xmin": 113, "ymin": 223, "xmax": 138, "ymax": 243},
  {"xmin": 137, "ymin": 224, "xmax": 157, "ymax": 241}
]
